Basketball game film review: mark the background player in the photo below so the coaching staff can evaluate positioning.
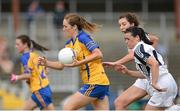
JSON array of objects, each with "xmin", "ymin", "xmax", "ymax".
[{"xmin": 11, "ymin": 35, "xmax": 54, "ymax": 110}]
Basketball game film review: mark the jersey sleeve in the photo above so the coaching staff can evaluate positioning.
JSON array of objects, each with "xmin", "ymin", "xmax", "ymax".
[
  {"xmin": 134, "ymin": 44, "xmax": 151, "ymax": 65},
  {"xmin": 78, "ymin": 34, "xmax": 99, "ymax": 52}
]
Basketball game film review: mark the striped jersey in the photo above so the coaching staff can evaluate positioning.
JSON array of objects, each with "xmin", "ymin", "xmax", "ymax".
[{"xmin": 133, "ymin": 41, "xmax": 169, "ymax": 80}]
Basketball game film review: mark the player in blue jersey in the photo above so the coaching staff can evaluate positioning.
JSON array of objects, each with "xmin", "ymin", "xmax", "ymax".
[
  {"xmin": 38, "ymin": 13, "xmax": 110, "ymax": 110},
  {"xmin": 11, "ymin": 35, "xmax": 54, "ymax": 110}
]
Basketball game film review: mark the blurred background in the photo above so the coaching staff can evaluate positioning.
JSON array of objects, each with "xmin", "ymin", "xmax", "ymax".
[{"xmin": 0, "ymin": 0, "xmax": 180, "ymax": 110}]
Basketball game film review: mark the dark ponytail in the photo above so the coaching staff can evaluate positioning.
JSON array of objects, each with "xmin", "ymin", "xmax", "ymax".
[
  {"xmin": 16, "ymin": 35, "xmax": 49, "ymax": 52},
  {"xmin": 30, "ymin": 40, "xmax": 49, "ymax": 52},
  {"xmin": 125, "ymin": 27, "xmax": 153, "ymax": 45},
  {"xmin": 138, "ymin": 28, "xmax": 153, "ymax": 45}
]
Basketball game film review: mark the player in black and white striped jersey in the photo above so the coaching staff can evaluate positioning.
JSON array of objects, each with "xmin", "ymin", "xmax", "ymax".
[
  {"xmin": 103, "ymin": 13, "xmax": 159, "ymax": 110},
  {"xmin": 118, "ymin": 26, "xmax": 179, "ymax": 110},
  {"xmin": 134, "ymin": 40, "xmax": 166, "ymax": 81}
]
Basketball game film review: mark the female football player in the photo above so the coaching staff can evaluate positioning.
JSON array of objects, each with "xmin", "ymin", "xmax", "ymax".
[
  {"xmin": 11, "ymin": 35, "xmax": 54, "ymax": 110},
  {"xmin": 118, "ymin": 26, "xmax": 177, "ymax": 110},
  {"xmin": 38, "ymin": 13, "xmax": 110, "ymax": 110},
  {"xmin": 103, "ymin": 13, "xmax": 159, "ymax": 110}
]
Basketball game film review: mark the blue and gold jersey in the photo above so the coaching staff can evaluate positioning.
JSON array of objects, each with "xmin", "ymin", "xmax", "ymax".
[
  {"xmin": 65, "ymin": 30, "xmax": 110, "ymax": 85},
  {"xmin": 20, "ymin": 51, "xmax": 49, "ymax": 92}
]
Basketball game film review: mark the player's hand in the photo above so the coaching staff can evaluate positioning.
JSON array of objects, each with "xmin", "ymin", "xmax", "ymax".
[
  {"xmin": 103, "ymin": 62, "xmax": 116, "ymax": 68},
  {"xmin": 114, "ymin": 65, "xmax": 129, "ymax": 74},
  {"xmin": 10, "ymin": 74, "xmax": 18, "ymax": 83},
  {"xmin": 38, "ymin": 56, "xmax": 46, "ymax": 66},
  {"xmin": 151, "ymin": 83, "xmax": 167, "ymax": 92},
  {"xmin": 64, "ymin": 59, "xmax": 81, "ymax": 67}
]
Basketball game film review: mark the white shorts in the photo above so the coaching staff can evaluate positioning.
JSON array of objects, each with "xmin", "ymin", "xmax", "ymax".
[
  {"xmin": 133, "ymin": 78, "xmax": 148, "ymax": 91},
  {"xmin": 133, "ymin": 73, "xmax": 177, "ymax": 107}
]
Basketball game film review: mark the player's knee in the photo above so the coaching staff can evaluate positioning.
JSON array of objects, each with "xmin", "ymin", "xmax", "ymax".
[{"xmin": 114, "ymin": 97, "xmax": 127, "ymax": 109}]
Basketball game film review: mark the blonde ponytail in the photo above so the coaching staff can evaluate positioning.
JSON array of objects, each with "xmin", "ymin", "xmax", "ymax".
[{"xmin": 65, "ymin": 13, "xmax": 101, "ymax": 33}]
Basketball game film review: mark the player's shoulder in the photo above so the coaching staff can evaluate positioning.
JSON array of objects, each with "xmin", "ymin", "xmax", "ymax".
[
  {"xmin": 141, "ymin": 42, "xmax": 154, "ymax": 52},
  {"xmin": 142, "ymin": 42, "xmax": 154, "ymax": 48},
  {"xmin": 20, "ymin": 52, "xmax": 30, "ymax": 65},
  {"xmin": 134, "ymin": 41, "xmax": 153, "ymax": 53},
  {"xmin": 77, "ymin": 30, "xmax": 92, "ymax": 43},
  {"xmin": 21, "ymin": 52, "xmax": 30, "ymax": 60}
]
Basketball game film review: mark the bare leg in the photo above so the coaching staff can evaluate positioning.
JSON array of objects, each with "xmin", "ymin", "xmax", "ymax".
[
  {"xmin": 63, "ymin": 91, "xmax": 96, "ymax": 110},
  {"xmin": 91, "ymin": 96, "xmax": 109, "ymax": 110},
  {"xmin": 114, "ymin": 85, "xmax": 147, "ymax": 110},
  {"xmin": 23, "ymin": 97, "xmax": 37, "ymax": 110}
]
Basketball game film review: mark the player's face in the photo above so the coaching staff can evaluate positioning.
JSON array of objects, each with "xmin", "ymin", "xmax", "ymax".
[
  {"xmin": 15, "ymin": 39, "xmax": 27, "ymax": 53},
  {"xmin": 124, "ymin": 32, "xmax": 139, "ymax": 49},
  {"xmin": 119, "ymin": 18, "xmax": 134, "ymax": 32},
  {"xmin": 63, "ymin": 19, "xmax": 74, "ymax": 38}
]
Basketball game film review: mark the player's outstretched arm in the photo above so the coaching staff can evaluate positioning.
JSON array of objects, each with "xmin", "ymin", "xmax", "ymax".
[
  {"xmin": 38, "ymin": 56, "xmax": 64, "ymax": 70},
  {"xmin": 125, "ymin": 70, "xmax": 146, "ymax": 79},
  {"xmin": 114, "ymin": 49, "xmax": 134, "ymax": 65},
  {"xmin": 10, "ymin": 73, "xmax": 31, "ymax": 83},
  {"xmin": 46, "ymin": 60, "xmax": 64, "ymax": 70},
  {"xmin": 116, "ymin": 65, "xmax": 146, "ymax": 79},
  {"xmin": 103, "ymin": 49, "xmax": 134, "ymax": 68},
  {"xmin": 112, "ymin": 34, "xmax": 159, "ymax": 65}
]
